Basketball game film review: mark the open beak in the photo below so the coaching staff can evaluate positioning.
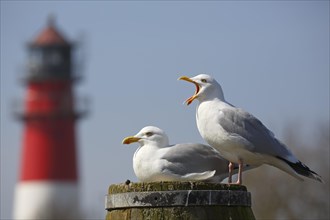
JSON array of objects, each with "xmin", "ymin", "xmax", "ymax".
[
  {"xmin": 178, "ymin": 76, "xmax": 200, "ymax": 105},
  {"xmin": 122, "ymin": 136, "xmax": 141, "ymax": 144}
]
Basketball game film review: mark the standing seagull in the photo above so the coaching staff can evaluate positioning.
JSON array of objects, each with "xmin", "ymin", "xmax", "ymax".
[
  {"xmin": 179, "ymin": 74, "xmax": 323, "ymax": 185},
  {"xmin": 122, "ymin": 126, "xmax": 247, "ymax": 182}
]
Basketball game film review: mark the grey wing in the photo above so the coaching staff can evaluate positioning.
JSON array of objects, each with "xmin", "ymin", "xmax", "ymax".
[
  {"xmin": 219, "ymin": 107, "xmax": 296, "ymax": 162},
  {"xmin": 160, "ymin": 143, "xmax": 229, "ymax": 178}
]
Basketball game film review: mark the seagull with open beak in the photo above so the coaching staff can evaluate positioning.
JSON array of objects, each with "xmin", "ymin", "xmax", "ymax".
[{"xmin": 179, "ymin": 74, "xmax": 323, "ymax": 185}]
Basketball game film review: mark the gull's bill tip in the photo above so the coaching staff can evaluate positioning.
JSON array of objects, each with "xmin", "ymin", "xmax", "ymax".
[
  {"xmin": 122, "ymin": 136, "xmax": 141, "ymax": 144},
  {"xmin": 178, "ymin": 76, "xmax": 200, "ymax": 105},
  {"xmin": 178, "ymin": 76, "xmax": 193, "ymax": 82}
]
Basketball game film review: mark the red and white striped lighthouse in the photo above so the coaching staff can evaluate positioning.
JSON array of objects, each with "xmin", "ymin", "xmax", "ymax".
[{"xmin": 13, "ymin": 17, "xmax": 87, "ymax": 219}]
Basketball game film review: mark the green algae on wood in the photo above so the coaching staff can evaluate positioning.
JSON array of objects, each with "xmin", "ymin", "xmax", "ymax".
[{"xmin": 108, "ymin": 181, "xmax": 247, "ymax": 194}]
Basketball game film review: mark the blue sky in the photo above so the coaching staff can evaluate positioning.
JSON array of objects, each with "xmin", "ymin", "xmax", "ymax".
[{"xmin": 1, "ymin": 1, "xmax": 329, "ymax": 219}]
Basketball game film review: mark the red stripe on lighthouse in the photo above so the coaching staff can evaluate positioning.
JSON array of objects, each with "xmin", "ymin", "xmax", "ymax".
[
  {"xmin": 20, "ymin": 81, "xmax": 78, "ymax": 181},
  {"xmin": 21, "ymin": 118, "xmax": 78, "ymax": 181}
]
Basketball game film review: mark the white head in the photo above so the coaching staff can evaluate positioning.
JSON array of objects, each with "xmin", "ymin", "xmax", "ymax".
[
  {"xmin": 178, "ymin": 74, "xmax": 225, "ymax": 105},
  {"xmin": 122, "ymin": 126, "xmax": 170, "ymax": 148}
]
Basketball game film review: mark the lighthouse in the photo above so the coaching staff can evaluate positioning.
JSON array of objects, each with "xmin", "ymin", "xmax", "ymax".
[{"xmin": 13, "ymin": 17, "xmax": 87, "ymax": 219}]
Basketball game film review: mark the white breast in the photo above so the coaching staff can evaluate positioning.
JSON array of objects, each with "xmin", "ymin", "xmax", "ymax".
[
  {"xmin": 133, "ymin": 145, "xmax": 166, "ymax": 182},
  {"xmin": 196, "ymin": 101, "xmax": 264, "ymax": 164}
]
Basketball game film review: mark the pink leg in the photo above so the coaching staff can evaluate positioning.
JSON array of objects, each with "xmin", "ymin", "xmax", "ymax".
[
  {"xmin": 228, "ymin": 162, "xmax": 234, "ymax": 184},
  {"xmin": 236, "ymin": 159, "xmax": 243, "ymax": 185}
]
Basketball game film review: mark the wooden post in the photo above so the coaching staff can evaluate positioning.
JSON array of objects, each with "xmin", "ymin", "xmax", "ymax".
[{"xmin": 105, "ymin": 181, "xmax": 255, "ymax": 220}]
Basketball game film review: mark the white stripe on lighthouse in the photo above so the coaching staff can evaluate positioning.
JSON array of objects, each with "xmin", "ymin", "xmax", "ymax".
[{"xmin": 13, "ymin": 181, "xmax": 80, "ymax": 219}]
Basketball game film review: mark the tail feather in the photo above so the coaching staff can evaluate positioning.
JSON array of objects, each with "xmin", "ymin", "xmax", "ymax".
[{"xmin": 276, "ymin": 156, "xmax": 323, "ymax": 183}]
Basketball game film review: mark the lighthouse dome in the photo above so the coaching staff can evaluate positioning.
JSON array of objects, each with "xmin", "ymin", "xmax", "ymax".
[{"xmin": 27, "ymin": 17, "xmax": 73, "ymax": 82}]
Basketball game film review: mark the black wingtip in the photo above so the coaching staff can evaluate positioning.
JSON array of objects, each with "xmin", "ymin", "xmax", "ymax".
[{"xmin": 276, "ymin": 156, "xmax": 323, "ymax": 183}]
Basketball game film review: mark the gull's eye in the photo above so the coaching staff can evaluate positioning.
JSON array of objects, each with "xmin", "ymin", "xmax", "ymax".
[
  {"xmin": 201, "ymin": 79, "xmax": 207, "ymax": 83},
  {"xmin": 145, "ymin": 132, "xmax": 153, "ymax": 137}
]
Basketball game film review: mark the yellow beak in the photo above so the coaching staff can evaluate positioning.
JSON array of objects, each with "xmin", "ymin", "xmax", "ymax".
[
  {"xmin": 178, "ymin": 76, "xmax": 200, "ymax": 105},
  {"xmin": 122, "ymin": 136, "xmax": 141, "ymax": 144}
]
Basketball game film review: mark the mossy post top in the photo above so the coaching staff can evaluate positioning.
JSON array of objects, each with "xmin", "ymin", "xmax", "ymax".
[
  {"xmin": 108, "ymin": 181, "xmax": 247, "ymax": 194},
  {"xmin": 106, "ymin": 181, "xmax": 251, "ymax": 210}
]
